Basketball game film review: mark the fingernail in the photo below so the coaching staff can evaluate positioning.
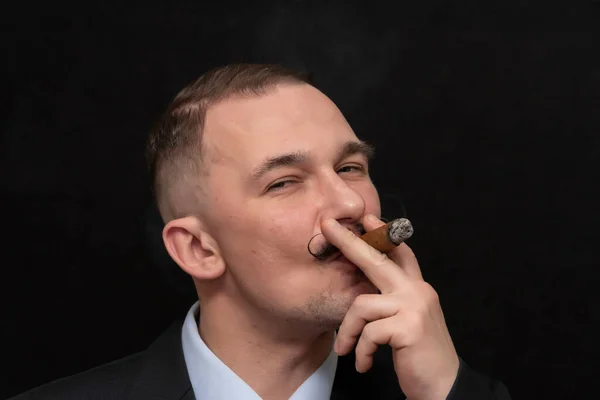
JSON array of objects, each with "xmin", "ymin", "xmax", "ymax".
[{"xmin": 324, "ymin": 218, "xmax": 339, "ymax": 228}]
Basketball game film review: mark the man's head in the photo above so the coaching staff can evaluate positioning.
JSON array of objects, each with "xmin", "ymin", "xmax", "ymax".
[{"xmin": 146, "ymin": 64, "xmax": 381, "ymax": 330}]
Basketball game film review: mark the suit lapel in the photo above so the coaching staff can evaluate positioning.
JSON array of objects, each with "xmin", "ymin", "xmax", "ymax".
[
  {"xmin": 127, "ymin": 320, "xmax": 195, "ymax": 400},
  {"xmin": 331, "ymin": 345, "xmax": 404, "ymax": 400}
]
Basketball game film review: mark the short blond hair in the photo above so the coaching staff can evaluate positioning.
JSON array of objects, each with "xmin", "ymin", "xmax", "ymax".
[{"xmin": 145, "ymin": 63, "xmax": 312, "ymax": 221}]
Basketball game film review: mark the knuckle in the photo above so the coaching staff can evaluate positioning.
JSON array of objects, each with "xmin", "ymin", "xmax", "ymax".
[
  {"xmin": 362, "ymin": 323, "xmax": 377, "ymax": 342},
  {"xmin": 404, "ymin": 312, "xmax": 425, "ymax": 338},
  {"xmin": 410, "ymin": 281, "xmax": 436, "ymax": 301},
  {"xmin": 419, "ymin": 282, "xmax": 440, "ymax": 304},
  {"xmin": 352, "ymin": 294, "xmax": 371, "ymax": 310},
  {"xmin": 372, "ymin": 250, "xmax": 390, "ymax": 267}
]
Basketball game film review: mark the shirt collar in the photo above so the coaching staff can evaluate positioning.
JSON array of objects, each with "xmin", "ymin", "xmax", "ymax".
[{"xmin": 181, "ymin": 301, "xmax": 338, "ymax": 400}]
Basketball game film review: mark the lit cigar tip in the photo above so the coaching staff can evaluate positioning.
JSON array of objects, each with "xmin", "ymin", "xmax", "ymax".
[{"xmin": 388, "ymin": 218, "xmax": 414, "ymax": 245}]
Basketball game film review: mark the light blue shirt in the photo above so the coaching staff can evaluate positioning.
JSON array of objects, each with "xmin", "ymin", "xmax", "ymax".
[{"xmin": 181, "ymin": 302, "xmax": 339, "ymax": 399}]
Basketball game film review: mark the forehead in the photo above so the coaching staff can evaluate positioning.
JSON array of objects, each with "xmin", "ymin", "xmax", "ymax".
[{"xmin": 202, "ymin": 84, "xmax": 358, "ymax": 166}]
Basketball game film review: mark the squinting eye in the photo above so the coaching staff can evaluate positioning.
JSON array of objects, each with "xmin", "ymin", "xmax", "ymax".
[
  {"xmin": 267, "ymin": 180, "xmax": 296, "ymax": 192},
  {"xmin": 337, "ymin": 165, "xmax": 364, "ymax": 173}
]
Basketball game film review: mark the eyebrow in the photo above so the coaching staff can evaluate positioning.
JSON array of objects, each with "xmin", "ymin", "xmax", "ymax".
[{"xmin": 250, "ymin": 140, "xmax": 375, "ymax": 181}]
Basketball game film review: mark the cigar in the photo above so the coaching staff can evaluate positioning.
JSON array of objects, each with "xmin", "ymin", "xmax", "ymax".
[
  {"xmin": 309, "ymin": 217, "xmax": 414, "ymax": 260},
  {"xmin": 360, "ymin": 218, "xmax": 414, "ymax": 253}
]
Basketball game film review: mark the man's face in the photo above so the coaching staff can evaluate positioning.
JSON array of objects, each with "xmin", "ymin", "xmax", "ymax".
[{"xmin": 200, "ymin": 83, "xmax": 381, "ymax": 328}]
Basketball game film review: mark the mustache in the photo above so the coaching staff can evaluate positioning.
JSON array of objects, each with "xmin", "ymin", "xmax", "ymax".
[{"xmin": 307, "ymin": 223, "xmax": 366, "ymax": 261}]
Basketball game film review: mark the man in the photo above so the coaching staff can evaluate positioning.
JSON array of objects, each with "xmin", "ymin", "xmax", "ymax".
[{"xmin": 11, "ymin": 64, "xmax": 511, "ymax": 399}]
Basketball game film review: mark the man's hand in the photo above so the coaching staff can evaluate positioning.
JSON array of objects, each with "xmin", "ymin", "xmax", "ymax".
[{"xmin": 321, "ymin": 215, "xmax": 460, "ymax": 400}]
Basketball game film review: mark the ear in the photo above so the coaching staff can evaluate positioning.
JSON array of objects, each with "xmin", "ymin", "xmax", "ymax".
[{"xmin": 162, "ymin": 216, "xmax": 225, "ymax": 280}]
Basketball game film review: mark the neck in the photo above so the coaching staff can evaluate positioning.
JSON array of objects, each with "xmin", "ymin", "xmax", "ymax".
[{"xmin": 197, "ymin": 295, "xmax": 335, "ymax": 400}]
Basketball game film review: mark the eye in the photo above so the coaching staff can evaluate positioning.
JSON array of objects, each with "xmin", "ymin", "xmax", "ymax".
[
  {"xmin": 266, "ymin": 179, "xmax": 296, "ymax": 192},
  {"xmin": 337, "ymin": 164, "xmax": 365, "ymax": 174}
]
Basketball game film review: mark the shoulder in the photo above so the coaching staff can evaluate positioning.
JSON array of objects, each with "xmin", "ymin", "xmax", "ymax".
[
  {"xmin": 8, "ymin": 319, "xmax": 191, "ymax": 400},
  {"xmin": 8, "ymin": 352, "xmax": 145, "ymax": 400}
]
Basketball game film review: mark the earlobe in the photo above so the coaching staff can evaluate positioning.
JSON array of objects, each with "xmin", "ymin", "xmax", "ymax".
[{"xmin": 162, "ymin": 216, "xmax": 225, "ymax": 280}]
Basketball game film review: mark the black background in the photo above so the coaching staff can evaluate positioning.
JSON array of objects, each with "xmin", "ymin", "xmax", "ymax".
[{"xmin": 2, "ymin": 1, "xmax": 599, "ymax": 399}]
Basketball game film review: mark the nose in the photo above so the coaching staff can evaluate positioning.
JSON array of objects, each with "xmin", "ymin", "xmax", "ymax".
[{"xmin": 319, "ymin": 173, "xmax": 366, "ymax": 225}]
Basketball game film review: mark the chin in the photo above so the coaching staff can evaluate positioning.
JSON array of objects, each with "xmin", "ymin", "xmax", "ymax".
[
  {"xmin": 301, "ymin": 286, "xmax": 373, "ymax": 329},
  {"xmin": 328, "ymin": 282, "xmax": 379, "ymax": 323}
]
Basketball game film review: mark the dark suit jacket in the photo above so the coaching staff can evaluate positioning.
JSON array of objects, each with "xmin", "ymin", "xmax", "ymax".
[{"xmin": 9, "ymin": 320, "xmax": 511, "ymax": 400}]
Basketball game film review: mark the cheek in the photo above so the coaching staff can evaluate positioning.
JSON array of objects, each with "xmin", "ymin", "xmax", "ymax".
[
  {"xmin": 367, "ymin": 192, "xmax": 382, "ymax": 217},
  {"xmin": 219, "ymin": 205, "xmax": 314, "ymax": 270},
  {"xmin": 257, "ymin": 208, "xmax": 315, "ymax": 258}
]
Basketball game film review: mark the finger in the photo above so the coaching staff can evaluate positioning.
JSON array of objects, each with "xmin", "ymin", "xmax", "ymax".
[
  {"xmin": 355, "ymin": 317, "xmax": 404, "ymax": 373},
  {"xmin": 321, "ymin": 218, "xmax": 407, "ymax": 293},
  {"xmin": 334, "ymin": 294, "xmax": 400, "ymax": 355},
  {"xmin": 388, "ymin": 242, "xmax": 424, "ymax": 280}
]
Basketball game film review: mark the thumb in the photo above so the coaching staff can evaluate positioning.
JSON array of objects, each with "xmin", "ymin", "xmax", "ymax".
[{"xmin": 361, "ymin": 214, "xmax": 387, "ymax": 231}]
